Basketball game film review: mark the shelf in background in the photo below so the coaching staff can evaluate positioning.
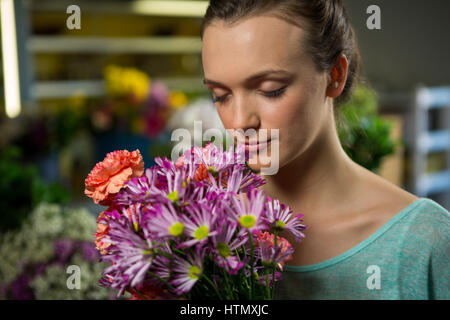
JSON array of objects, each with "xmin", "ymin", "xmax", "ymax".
[
  {"xmin": 29, "ymin": 0, "xmax": 209, "ymax": 18},
  {"xmin": 33, "ymin": 77, "xmax": 207, "ymax": 99},
  {"xmin": 28, "ymin": 36, "xmax": 202, "ymax": 54}
]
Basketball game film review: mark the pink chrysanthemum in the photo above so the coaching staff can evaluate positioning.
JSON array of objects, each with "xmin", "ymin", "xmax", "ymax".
[
  {"xmin": 211, "ymin": 223, "xmax": 247, "ymax": 274},
  {"xmin": 265, "ymin": 198, "xmax": 307, "ymax": 242},
  {"xmin": 179, "ymin": 201, "xmax": 219, "ymax": 248},
  {"xmin": 171, "ymin": 251, "xmax": 205, "ymax": 295},
  {"xmin": 226, "ymin": 186, "xmax": 269, "ymax": 233}
]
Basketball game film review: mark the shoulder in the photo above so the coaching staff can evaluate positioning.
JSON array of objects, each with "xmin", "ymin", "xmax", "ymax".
[
  {"xmin": 386, "ymin": 198, "xmax": 450, "ymax": 271},
  {"xmin": 408, "ymin": 198, "xmax": 450, "ymax": 222},
  {"xmin": 372, "ymin": 196, "xmax": 450, "ymax": 245},
  {"xmin": 352, "ymin": 164, "xmax": 419, "ymax": 220},
  {"xmin": 403, "ymin": 198, "xmax": 450, "ymax": 245},
  {"xmin": 351, "ymin": 166, "xmax": 448, "ymax": 246},
  {"xmin": 396, "ymin": 198, "xmax": 450, "ymax": 299}
]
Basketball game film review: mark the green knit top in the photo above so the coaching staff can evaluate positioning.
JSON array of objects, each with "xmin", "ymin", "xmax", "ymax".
[{"xmin": 274, "ymin": 198, "xmax": 450, "ymax": 300}]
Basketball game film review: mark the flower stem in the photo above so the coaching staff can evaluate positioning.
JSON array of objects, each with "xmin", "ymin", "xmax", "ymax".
[
  {"xmin": 202, "ymin": 274, "xmax": 223, "ymax": 300},
  {"xmin": 133, "ymin": 286, "xmax": 147, "ymax": 300},
  {"xmin": 147, "ymin": 270, "xmax": 175, "ymax": 291},
  {"xmin": 238, "ymin": 247, "xmax": 250, "ymax": 290},
  {"xmin": 248, "ymin": 231, "xmax": 255, "ymax": 300},
  {"xmin": 265, "ymin": 269, "xmax": 270, "ymax": 299},
  {"xmin": 271, "ymin": 230, "xmax": 278, "ymax": 299},
  {"xmin": 222, "ymin": 268, "xmax": 235, "ymax": 300},
  {"xmin": 172, "ymin": 248, "xmax": 187, "ymax": 256}
]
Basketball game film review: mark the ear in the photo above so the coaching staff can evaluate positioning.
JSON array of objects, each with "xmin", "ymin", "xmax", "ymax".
[{"xmin": 326, "ymin": 54, "xmax": 349, "ymax": 98}]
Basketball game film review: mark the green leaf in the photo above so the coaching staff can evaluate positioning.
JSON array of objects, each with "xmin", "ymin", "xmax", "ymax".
[{"xmin": 337, "ymin": 85, "xmax": 397, "ymax": 171}]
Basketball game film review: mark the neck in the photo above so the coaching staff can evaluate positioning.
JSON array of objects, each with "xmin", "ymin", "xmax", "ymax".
[{"xmin": 261, "ymin": 112, "xmax": 357, "ymax": 216}]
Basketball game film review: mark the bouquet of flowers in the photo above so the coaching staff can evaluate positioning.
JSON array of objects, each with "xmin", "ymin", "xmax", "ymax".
[{"xmin": 84, "ymin": 142, "xmax": 306, "ymax": 300}]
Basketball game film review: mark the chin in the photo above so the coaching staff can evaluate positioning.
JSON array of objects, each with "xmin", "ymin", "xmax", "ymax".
[
  {"xmin": 245, "ymin": 143, "xmax": 281, "ymax": 176},
  {"xmin": 246, "ymin": 157, "xmax": 264, "ymax": 172}
]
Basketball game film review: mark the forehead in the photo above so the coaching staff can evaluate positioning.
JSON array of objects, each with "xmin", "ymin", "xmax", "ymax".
[{"xmin": 201, "ymin": 15, "xmax": 308, "ymax": 79}]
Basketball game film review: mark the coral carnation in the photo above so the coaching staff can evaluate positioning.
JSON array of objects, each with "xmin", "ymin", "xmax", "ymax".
[
  {"xmin": 95, "ymin": 209, "xmax": 114, "ymax": 255},
  {"xmin": 85, "ymin": 150, "xmax": 144, "ymax": 204}
]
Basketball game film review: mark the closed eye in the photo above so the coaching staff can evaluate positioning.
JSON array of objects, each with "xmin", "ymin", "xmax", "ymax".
[
  {"xmin": 212, "ymin": 85, "xmax": 288, "ymax": 103},
  {"xmin": 262, "ymin": 85, "xmax": 288, "ymax": 98},
  {"xmin": 211, "ymin": 93, "xmax": 228, "ymax": 103}
]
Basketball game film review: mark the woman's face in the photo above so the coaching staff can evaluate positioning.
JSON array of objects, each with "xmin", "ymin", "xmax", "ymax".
[{"xmin": 201, "ymin": 14, "xmax": 332, "ymax": 172}]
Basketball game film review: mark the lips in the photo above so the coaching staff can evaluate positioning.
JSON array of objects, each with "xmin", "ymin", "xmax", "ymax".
[
  {"xmin": 244, "ymin": 139, "xmax": 271, "ymax": 152},
  {"xmin": 244, "ymin": 139, "xmax": 271, "ymax": 146},
  {"xmin": 242, "ymin": 136, "xmax": 271, "ymax": 145}
]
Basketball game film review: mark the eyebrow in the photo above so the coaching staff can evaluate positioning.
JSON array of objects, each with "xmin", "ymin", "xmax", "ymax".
[{"xmin": 202, "ymin": 69, "xmax": 293, "ymax": 88}]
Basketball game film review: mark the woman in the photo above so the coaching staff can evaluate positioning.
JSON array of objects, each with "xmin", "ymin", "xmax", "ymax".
[{"xmin": 200, "ymin": 0, "xmax": 449, "ymax": 299}]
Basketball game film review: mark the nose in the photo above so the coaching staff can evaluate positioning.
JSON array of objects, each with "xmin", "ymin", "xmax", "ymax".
[{"xmin": 229, "ymin": 93, "xmax": 260, "ymax": 141}]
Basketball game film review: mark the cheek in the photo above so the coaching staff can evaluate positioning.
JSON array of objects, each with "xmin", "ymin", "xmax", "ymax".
[
  {"xmin": 261, "ymin": 88, "xmax": 314, "ymax": 141},
  {"xmin": 215, "ymin": 107, "xmax": 233, "ymax": 130}
]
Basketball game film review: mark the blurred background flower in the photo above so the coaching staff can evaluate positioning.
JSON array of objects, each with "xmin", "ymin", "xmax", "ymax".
[
  {"xmin": 167, "ymin": 97, "xmax": 227, "ymax": 152},
  {"xmin": 0, "ymin": 203, "xmax": 118, "ymax": 300},
  {"xmin": 104, "ymin": 64, "xmax": 151, "ymax": 103}
]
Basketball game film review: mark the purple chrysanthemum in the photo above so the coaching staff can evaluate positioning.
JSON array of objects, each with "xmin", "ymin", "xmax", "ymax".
[
  {"xmin": 179, "ymin": 201, "xmax": 219, "ymax": 248},
  {"xmin": 211, "ymin": 222, "xmax": 247, "ymax": 274},
  {"xmin": 174, "ymin": 143, "xmax": 258, "ymax": 193},
  {"xmin": 145, "ymin": 200, "xmax": 185, "ymax": 239},
  {"xmin": 223, "ymin": 164, "xmax": 266, "ymax": 194},
  {"xmin": 170, "ymin": 251, "xmax": 204, "ymax": 295},
  {"xmin": 193, "ymin": 142, "xmax": 236, "ymax": 173},
  {"xmin": 145, "ymin": 244, "xmax": 173, "ymax": 289},
  {"xmin": 154, "ymin": 155, "xmax": 178, "ymax": 175},
  {"xmin": 226, "ymin": 186, "xmax": 269, "ymax": 233},
  {"xmin": 115, "ymin": 167, "xmax": 164, "ymax": 205},
  {"xmin": 99, "ymin": 206, "xmax": 154, "ymax": 296},
  {"xmin": 265, "ymin": 198, "xmax": 306, "ymax": 242},
  {"xmin": 163, "ymin": 167, "xmax": 189, "ymax": 203}
]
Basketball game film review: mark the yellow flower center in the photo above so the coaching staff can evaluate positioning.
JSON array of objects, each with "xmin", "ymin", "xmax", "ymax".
[
  {"xmin": 275, "ymin": 220, "xmax": 286, "ymax": 228},
  {"xmin": 239, "ymin": 215, "xmax": 256, "ymax": 228},
  {"xmin": 168, "ymin": 222, "xmax": 184, "ymax": 237},
  {"xmin": 189, "ymin": 265, "xmax": 201, "ymax": 279},
  {"xmin": 167, "ymin": 190, "xmax": 178, "ymax": 202},
  {"xmin": 194, "ymin": 225, "xmax": 209, "ymax": 240},
  {"xmin": 217, "ymin": 242, "xmax": 230, "ymax": 258}
]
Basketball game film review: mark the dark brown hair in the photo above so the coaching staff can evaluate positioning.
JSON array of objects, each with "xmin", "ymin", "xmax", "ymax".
[{"xmin": 201, "ymin": 0, "xmax": 361, "ymax": 105}]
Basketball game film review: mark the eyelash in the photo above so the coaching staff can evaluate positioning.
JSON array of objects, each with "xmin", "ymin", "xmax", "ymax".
[{"xmin": 212, "ymin": 86, "xmax": 287, "ymax": 103}]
